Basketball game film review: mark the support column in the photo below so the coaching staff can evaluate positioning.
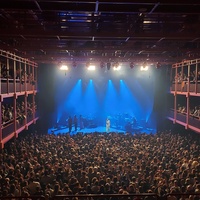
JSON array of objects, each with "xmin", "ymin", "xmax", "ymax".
[
  {"xmin": 181, "ymin": 64, "xmax": 183, "ymax": 92},
  {"xmin": 24, "ymin": 61, "xmax": 27, "ymax": 92},
  {"xmin": 195, "ymin": 61, "xmax": 198, "ymax": 93},
  {"xmin": 25, "ymin": 92, "xmax": 28, "ymax": 130},
  {"xmin": 6, "ymin": 56, "xmax": 9, "ymax": 94},
  {"xmin": 33, "ymin": 93, "xmax": 35, "ymax": 120},
  {"xmin": 14, "ymin": 58, "xmax": 16, "ymax": 93},
  {"xmin": 186, "ymin": 92, "xmax": 190, "ymax": 129},
  {"xmin": 187, "ymin": 63, "xmax": 190, "ymax": 93},
  {"xmin": 174, "ymin": 92, "xmax": 177, "ymax": 123},
  {"xmin": 0, "ymin": 95, "xmax": 3, "ymax": 149},
  {"xmin": 19, "ymin": 62, "xmax": 22, "ymax": 92},
  {"xmin": 0, "ymin": 61, "xmax": 2, "ymax": 146},
  {"xmin": 34, "ymin": 64, "xmax": 37, "ymax": 90},
  {"xmin": 14, "ymin": 93, "xmax": 17, "ymax": 138},
  {"xmin": 174, "ymin": 65, "xmax": 178, "ymax": 123}
]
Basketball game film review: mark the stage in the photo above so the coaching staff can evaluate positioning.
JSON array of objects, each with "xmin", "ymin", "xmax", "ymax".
[{"xmin": 48, "ymin": 125, "xmax": 156, "ymax": 135}]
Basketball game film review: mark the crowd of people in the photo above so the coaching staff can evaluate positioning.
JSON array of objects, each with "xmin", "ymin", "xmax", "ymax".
[
  {"xmin": 174, "ymin": 70, "xmax": 200, "ymax": 84},
  {"xmin": 177, "ymin": 104, "xmax": 200, "ymax": 119},
  {"xmin": 0, "ymin": 130, "xmax": 200, "ymax": 200},
  {"xmin": 1, "ymin": 101, "xmax": 36, "ymax": 128},
  {"xmin": 1, "ymin": 64, "xmax": 35, "ymax": 85}
]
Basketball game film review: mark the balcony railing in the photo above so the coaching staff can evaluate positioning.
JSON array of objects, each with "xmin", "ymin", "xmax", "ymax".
[
  {"xmin": 171, "ymin": 81, "xmax": 200, "ymax": 93},
  {"xmin": 1, "ymin": 78, "xmax": 37, "ymax": 94},
  {"xmin": 0, "ymin": 193, "xmax": 200, "ymax": 200},
  {"xmin": 168, "ymin": 109, "xmax": 200, "ymax": 129}
]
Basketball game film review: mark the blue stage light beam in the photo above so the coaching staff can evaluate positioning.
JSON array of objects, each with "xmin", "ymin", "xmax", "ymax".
[
  {"xmin": 119, "ymin": 80, "xmax": 141, "ymax": 119},
  {"xmin": 82, "ymin": 79, "xmax": 99, "ymax": 118},
  {"xmin": 57, "ymin": 79, "xmax": 82, "ymax": 123},
  {"xmin": 104, "ymin": 80, "xmax": 119, "ymax": 118}
]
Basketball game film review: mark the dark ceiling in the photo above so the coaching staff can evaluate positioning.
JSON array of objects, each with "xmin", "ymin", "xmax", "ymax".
[{"xmin": 0, "ymin": 0, "xmax": 200, "ymax": 65}]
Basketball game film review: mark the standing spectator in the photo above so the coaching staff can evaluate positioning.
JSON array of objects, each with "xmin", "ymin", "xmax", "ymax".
[
  {"xmin": 68, "ymin": 116, "xmax": 72, "ymax": 133},
  {"xmin": 79, "ymin": 115, "xmax": 84, "ymax": 130},
  {"xmin": 74, "ymin": 115, "xmax": 78, "ymax": 132},
  {"xmin": 106, "ymin": 117, "xmax": 110, "ymax": 133}
]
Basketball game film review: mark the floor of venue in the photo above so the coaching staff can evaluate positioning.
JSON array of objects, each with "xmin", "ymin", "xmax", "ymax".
[{"xmin": 48, "ymin": 125, "xmax": 156, "ymax": 135}]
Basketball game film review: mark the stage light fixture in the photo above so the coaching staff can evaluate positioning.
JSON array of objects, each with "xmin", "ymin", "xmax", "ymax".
[
  {"xmin": 87, "ymin": 65, "xmax": 96, "ymax": 70},
  {"xmin": 60, "ymin": 64, "xmax": 68, "ymax": 71},
  {"xmin": 100, "ymin": 62, "xmax": 105, "ymax": 68},
  {"xmin": 107, "ymin": 62, "xmax": 111, "ymax": 70},
  {"xmin": 140, "ymin": 64, "xmax": 149, "ymax": 71},
  {"xmin": 113, "ymin": 63, "xmax": 121, "ymax": 71},
  {"xmin": 130, "ymin": 62, "xmax": 135, "ymax": 69}
]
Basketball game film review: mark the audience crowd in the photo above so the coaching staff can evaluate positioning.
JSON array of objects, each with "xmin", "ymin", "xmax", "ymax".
[
  {"xmin": 176, "ymin": 104, "xmax": 200, "ymax": 120},
  {"xmin": 1, "ymin": 101, "xmax": 36, "ymax": 127},
  {"xmin": 0, "ymin": 130, "xmax": 200, "ymax": 200},
  {"xmin": 174, "ymin": 70, "xmax": 200, "ymax": 84},
  {"xmin": 1, "ymin": 64, "xmax": 35, "ymax": 85}
]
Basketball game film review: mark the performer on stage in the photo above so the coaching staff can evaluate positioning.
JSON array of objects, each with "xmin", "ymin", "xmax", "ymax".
[
  {"xmin": 106, "ymin": 117, "xmax": 110, "ymax": 133},
  {"xmin": 68, "ymin": 116, "xmax": 72, "ymax": 133},
  {"xmin": 74, "ymin": 115, "xmax": 78, "ymax": 131},
  {"xmin": 79, "ymin": 115, "xmax": 84, "ymax": 130}
]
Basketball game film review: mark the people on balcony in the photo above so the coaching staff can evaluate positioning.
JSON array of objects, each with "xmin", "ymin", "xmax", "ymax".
[{"xmin": 1, "ymin": 100, "xmax": 37, "ymax": 127}]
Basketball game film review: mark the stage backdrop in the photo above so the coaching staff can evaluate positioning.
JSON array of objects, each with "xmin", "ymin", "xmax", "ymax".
[{"xmin": 47, "ymin": 63, "xmax": 161, "ymax": 131}]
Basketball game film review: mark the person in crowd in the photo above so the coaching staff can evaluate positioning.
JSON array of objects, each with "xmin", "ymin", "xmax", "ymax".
[
  {"xmin": 1, "ymin": 100, "xmax": 35, "ymax": 127},
  {"xmin": 192, "ymin": 106, "xmax": 200, "ymax": 118},
  {"xmin": 74, "ymin": 115, "xmax": 78, "ymax": 132},
  {"xmin": 68, "ymin": 116, "xmax": 72, "ymax": 133},
  {"xmin": 26, "ymin": 178, "xmax": 41, "ymax": 195},
  {"xmin": 106, "ymin": 117, "xmax": 110, "ymax": 133},
  {"xmin": 79, "ymin": 115, "xmax": 84, "ymax": 130}
]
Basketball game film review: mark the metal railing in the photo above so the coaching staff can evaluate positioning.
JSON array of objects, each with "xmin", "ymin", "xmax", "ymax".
[
  {"xmin": 0, "ymin": 193, "xmax": 200, "ymax": 200},
  {"xmin": 53, "ymin": 194, "xmax": 159, "ymax": 200}
]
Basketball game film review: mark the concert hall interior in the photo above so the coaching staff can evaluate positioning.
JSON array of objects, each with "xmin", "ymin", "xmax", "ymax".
[
  {"xmin": 0, "ymin": 0, "xmax": 200, "ymax": 142},
  {"xmin": 1, "ymin": 1, "xmax": 200, "ymax": 200}
]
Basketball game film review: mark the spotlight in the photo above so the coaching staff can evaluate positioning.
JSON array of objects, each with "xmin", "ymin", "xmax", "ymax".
[
  {"xmin": 113, "ymin": 66, "xmax": 121, "ymax": 71},
  {"xmin": 140, "ymin": 64, "xmax": 148, "ymax": 71},
  {"xmin": 87, "ymin": 65, "xmax": 96, "ymax": 70},
  {"xmin": 60, "ymin": 64, "xmax": 68, "ymax": 70},
  {"xmin": 113, "ymin": 63, "xmax": 121, "ymax": 71},
  {"xmin": 107, "ymin": 62, "xmax": 111, "ymax": 70}
]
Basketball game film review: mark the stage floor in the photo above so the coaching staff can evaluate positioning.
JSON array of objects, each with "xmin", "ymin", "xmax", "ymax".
[{"xmin": 48, "ymin": 125, "xmax": 156, "ymax": 135}]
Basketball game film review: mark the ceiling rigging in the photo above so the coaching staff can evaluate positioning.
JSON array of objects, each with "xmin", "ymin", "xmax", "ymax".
[{"xmin": 0, "ymin": 0, "xmax": 200, "ymax": 65}]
